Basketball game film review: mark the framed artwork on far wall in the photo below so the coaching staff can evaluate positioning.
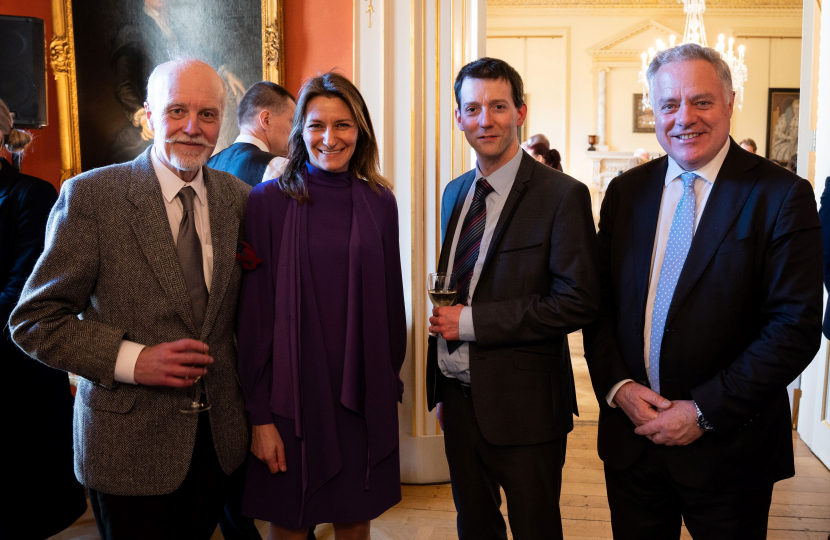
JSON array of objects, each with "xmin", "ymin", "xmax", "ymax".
[
  {"xmin": 765, "ymin": 88, "xmax": 800, "ymax": 167},
  {"xmin": 633, "ymin": 94, "xmax": 655, "ymax": 133},
  {"xmin": 49, "ymin": 0, "xmax": 285, "ymax": 182}
]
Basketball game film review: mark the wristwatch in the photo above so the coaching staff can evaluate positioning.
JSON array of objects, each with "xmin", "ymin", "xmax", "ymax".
[{"xmin": 694, "ymin": 401, "xmax": 714, "ymax": 432}]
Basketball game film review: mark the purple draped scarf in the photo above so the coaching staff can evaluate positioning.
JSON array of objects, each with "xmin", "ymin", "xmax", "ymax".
[{"xmin": 270, "ymin": 167, "xmax": 401, "ymax": 514}]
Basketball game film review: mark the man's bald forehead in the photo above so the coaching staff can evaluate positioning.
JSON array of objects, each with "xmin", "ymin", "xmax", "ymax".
[{"xmin": 146, "ymin": 58, "xmax": 226, "ymax": 109}]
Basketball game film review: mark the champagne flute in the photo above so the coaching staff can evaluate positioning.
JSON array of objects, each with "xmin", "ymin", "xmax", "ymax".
[{"xmin": 180, "ymin": 352, "xmax": 211, "ymax": 414}]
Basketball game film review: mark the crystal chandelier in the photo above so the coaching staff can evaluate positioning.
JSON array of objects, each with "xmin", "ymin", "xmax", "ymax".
[{"xmin": 638, "ymin": 0, "xmax": 748, "ymax": 110}]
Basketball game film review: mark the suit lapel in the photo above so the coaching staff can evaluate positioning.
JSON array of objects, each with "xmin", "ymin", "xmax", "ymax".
[
  {"xmin": 126, "ymin": 148, "xmax": 198, "ymax": 334},
  {"xmin": 665, "ymin": 143, "xmax": 758, "ymax": 326},
  {"xmin": 200, "ymin": 167, "xmax": 238, "ymax": 339},
  {"xmin": 479, "ymin": 152, "xmax": 535, "ymax": 275},
  {"xmin": 633, "ymin": 158, "xmax": 669, "ymax": 327},
  {"xmin": 437, "ymin": 171, "xmax": 475, "ymax": 273}
]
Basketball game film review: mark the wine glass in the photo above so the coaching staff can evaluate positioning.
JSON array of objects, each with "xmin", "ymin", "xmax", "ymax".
[
  {"xmin": 428, "ymin": 273, "xmax": 457, "ymax": 338},
  {"xmin": 428, "ymin": 272, "xmax": 458, "ymax": 307},
  {"xmin": 180, "ymin": 355, "xmax": 211, "ymax": 414}
]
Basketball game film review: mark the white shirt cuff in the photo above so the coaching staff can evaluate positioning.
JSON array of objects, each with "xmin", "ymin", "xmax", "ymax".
[
  {"xmin": 606, "ymin": 379, "xmax": 634, "ymax": 407},
  {"xmin": 114, "ymin": 340, "xmax": 145, "ymax": 384},
  {"xmin": 459, "ymin": 306, "xmax": 476, "ymax": 342}
]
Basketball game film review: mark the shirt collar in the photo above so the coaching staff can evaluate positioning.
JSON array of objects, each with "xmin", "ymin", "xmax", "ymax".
[
  {"xmin": 151, "ymin": 145, "xmax": 207, "ymax": 206},
  {"xmin": 473, "ymin": 146, "xmax": 523, "ymax": 196},
  {"xmin": 234, "ymin": 134, "xmax": 270, "ymax": 154},
  {"xmin": 665, "ymin": 138, "xmax": 731, "ymax": 187}
]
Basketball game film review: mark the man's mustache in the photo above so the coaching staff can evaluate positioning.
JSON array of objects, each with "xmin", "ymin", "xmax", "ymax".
[{"xmin": 166, "ymin": 135, "xmax": 211, "ymax": 148}]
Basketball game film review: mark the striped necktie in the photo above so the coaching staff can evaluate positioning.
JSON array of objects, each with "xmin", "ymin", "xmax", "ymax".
[
  {"xmin": 648, "ymin": 172, "xmax": 698, "ymax": 394},
  {"xmin": 446, "ymin": 178, "xmax": 495, "ymax": 355}
]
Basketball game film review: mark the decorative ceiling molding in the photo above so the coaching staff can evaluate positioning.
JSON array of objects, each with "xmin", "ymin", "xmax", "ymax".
[
  {"xmin": 731, "ymin": 26, "xmax": 802, "ymax": 37},
  {"xmin": 586, "ymin": 20, "xmax": 680, "ymax": 63},
  {"xmin": 488, "ymin": 0, "xmax": 800, "ymax": 7}
]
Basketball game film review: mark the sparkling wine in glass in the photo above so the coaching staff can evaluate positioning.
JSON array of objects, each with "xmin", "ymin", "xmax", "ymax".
[{"xmin": 428, "ymin": 272, "xmax": 457, "ymax": 307}]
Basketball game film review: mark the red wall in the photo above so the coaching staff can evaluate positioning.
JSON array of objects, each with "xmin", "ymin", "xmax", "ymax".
[
  {"xmin": 0, "ymin": 0, "xmax": 354, "ymax": 189},
  {"xmin": 1, "ymin": 0, "xmax": 62, "ymax": 191},
  {"xmin": 284, "ymin": 0, "xmax": 353, "ymax": 96}
]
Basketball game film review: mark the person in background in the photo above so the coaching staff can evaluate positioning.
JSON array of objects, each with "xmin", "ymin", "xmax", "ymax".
[
  {"xmin": 208, "ymin": 82, "xmax": 296, "ymax": 187},
  {"xmin": 237, "ymin": 72, "xmax": 406, "ymax": 540},
  {"xmin": 0, "ymin": 99, "xmax": 87, "ymax": 540},
  {"xmin": 618, "ymin": 156, "xmax": 647, "ymax": 176},
  {"xmin": 428, "ymin": 57, "xmax": 599, "ymax": 540},
  {"xmin": 585, "ymin": 43, "xmax": 821, "ymax": 539},
  {"xmin": 739, "ymin": 138, "xmax": 757, "ymax": 153},
  {"xmin": 520, "ymin": 132, "xmax": 549, "ymax": 152},
  {"xmin": 527, "ymin": 141, "xmax": 563, "ymax": 171},
  {"xmin": 633, "ymin": 148, "xmax": 650, "ymax": 162},
  {"xmin": 11, "ymin": 59, "xmax": 252, "ymax": 539},
  {"xmin": 788, "ymin": 153, "xmax": 798, "ymax": 174}
]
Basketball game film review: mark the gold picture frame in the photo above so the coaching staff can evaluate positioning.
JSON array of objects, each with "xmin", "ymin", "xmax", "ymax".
[{"xmin": 49, "ymin": 0, "xmax": 285, "ymax": 183}]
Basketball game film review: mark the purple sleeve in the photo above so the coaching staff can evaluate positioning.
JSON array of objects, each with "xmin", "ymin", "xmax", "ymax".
[
  {"xmin": 382, "ymin": 190, "xmax": 407, "ymax": 400},
  {"xmin": 237, "ymin": 184, "xmax": 276, "ymax": 425}
]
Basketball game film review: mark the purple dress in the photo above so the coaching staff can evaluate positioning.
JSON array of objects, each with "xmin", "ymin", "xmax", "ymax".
[{"xmin": 238, "ymin": 163, "xmax": 406, "ymax": 528}]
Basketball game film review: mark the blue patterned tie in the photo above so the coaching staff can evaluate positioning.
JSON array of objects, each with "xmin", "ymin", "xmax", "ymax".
[
  {"xmin": 648, "ymin": 172, "xmax": 698, "ymax": 395},
  {"xmin": 446, "ymin": 178, "xmax": 495, "ymax": 354}
]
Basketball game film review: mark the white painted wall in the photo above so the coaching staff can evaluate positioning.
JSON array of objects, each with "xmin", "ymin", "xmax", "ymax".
[{"xmin": 488, "ymin": 9, "xmax": 803, "ymax": 187}]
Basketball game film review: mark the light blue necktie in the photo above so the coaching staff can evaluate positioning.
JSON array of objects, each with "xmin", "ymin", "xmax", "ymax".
[{"xmin": 648, "ymin": 172, "xmax": 698, "ymax": 395}]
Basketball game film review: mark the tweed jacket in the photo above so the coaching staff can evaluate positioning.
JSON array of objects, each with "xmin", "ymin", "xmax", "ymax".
[{"xmin": 10, "ymin": 147, "xmax": 252, "ymax": 496}]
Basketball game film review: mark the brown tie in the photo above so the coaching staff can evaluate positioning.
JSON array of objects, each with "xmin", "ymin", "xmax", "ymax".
[{"xmin": 176, "ymin": 186, "xmax": 209, "ymax": 333}]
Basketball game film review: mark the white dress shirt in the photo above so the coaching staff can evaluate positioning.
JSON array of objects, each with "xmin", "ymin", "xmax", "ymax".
[
  {"xmin": 606, "ymin": 138, "xmax": 731, "ymax": 406},
  {"xmin": 233, "ymin": 134, "xmax": 289, "ymax": 182},
  {"xmin": 113, "ymin": 147, "xmax": 214, "ymax": 384},
  {"xmin": 438, "ymin": 147, "xmax": 524, "ymax": 384}
]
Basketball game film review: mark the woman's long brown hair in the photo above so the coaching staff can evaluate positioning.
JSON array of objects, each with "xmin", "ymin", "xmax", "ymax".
[{"xmin": 279, "ymin": 72, "xmax": 391, "ymax": 202}]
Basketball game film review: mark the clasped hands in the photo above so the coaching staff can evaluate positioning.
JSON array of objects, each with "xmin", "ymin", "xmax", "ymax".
[
  {"xmin": 614, "ymin": 381, "xmax": 704, "ymax": 446},
  {"xmin": 428, "ymin": 305, "xmax": 464, "ymax": 341}
]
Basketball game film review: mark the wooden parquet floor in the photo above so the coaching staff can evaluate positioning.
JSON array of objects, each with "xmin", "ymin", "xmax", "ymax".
[{"xmin": 51, "ymin": 335, "xmax": 830, "ymax": 540}]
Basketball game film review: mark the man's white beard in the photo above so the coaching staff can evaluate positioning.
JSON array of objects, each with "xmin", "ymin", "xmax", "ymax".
[{"xmin": 169, "ymin": 150, "xmax": 210, "ymax": 171}]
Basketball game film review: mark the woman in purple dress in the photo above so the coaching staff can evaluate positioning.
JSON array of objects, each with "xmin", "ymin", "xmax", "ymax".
[{"xmin": 237, "ymin": 72, "xmax": 406, "ymax": 540}]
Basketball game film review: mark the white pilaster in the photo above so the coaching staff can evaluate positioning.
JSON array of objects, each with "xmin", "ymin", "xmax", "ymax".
[{"xmin": 352, "ymin": 0, "xmax": 484, "ymax": 483}]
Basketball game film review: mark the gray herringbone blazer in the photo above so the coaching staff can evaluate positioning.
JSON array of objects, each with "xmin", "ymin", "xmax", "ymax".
[{"xmin": 10, "ymin": 147, "xmax": 252, "ymax": 496}]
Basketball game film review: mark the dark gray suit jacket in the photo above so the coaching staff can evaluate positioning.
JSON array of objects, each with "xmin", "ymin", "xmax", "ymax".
[
  {"xmin": 10, "ymin": 147, "xmax": 252, "ymax": 496},
  {"xmin": 426, "ymin": 150, "xmax": 600, "ymax": 446}
]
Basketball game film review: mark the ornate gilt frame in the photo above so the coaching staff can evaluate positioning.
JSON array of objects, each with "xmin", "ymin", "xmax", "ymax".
[{"xmin": 49, "ymin": 0, "xmax": 285, "ymax": 182}]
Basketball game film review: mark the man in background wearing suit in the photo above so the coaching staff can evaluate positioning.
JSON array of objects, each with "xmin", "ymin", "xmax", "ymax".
[
  {"xmin": 427, "ymin": 58, "xmax": 600, "ymax": 540},
  {"xmin": 11, "ymin": 58, "xmax": 251, "ymax": 539},
  {"xmin": 208, "ymin": 81, "xmax": 296, "ymax": 186},
  {"xmin": 584, "ymin": 43, "xmax": 822, "ymax": 539}
]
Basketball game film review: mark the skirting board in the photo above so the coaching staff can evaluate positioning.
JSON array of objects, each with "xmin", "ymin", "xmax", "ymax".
[{"xmin": 399, "ymin": 434, "xmax": 451, "ymax": 484}]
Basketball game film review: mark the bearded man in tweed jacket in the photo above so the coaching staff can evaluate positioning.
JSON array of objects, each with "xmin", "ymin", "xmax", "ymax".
[{"xmin": 11, "ymin": 59, "xmax": 251, "ymax": 539}]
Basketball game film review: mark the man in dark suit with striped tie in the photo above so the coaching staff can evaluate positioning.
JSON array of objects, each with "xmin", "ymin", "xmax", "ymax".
[{"xmin": 426, "ymin": 58, "xmax": 600, "ymax": 540}]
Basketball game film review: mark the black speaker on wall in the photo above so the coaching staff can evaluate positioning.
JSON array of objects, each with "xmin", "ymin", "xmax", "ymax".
[{"xmin": 0, "ymin": 15, "xmax": 48, "ymax": 129}]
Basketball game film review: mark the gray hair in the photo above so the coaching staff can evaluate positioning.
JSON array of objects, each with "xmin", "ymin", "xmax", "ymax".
[
  {"xmin": 145, "ymin": 57, "xmax": 227, "ymax": 111},
  {"xmin": 0, "ymin": 98, "xmax": 33, "ymax": 154},
  {"xmin": 647, "ymin": 43, "xmax": 733, "ymax": 109}
]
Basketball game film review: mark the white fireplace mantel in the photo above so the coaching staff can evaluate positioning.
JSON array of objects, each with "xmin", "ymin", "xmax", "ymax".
[{"xmin": 586, "ymin": 150, "xmax": 662, "ymax": 222}]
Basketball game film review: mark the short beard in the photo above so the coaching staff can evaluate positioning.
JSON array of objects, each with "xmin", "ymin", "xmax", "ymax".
[{"xmin": 165, "ymin": 135, "xmax": 213, "ymax": 171}]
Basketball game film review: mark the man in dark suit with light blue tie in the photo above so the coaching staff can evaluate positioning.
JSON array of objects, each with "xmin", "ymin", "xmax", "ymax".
[
  {"xmin": 427, "ymin": 58, "xmax": 600, "ymax": 540},
  {"xmin": 584, "ymin": 43, "xmax": 823, "ymax": 539}
]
